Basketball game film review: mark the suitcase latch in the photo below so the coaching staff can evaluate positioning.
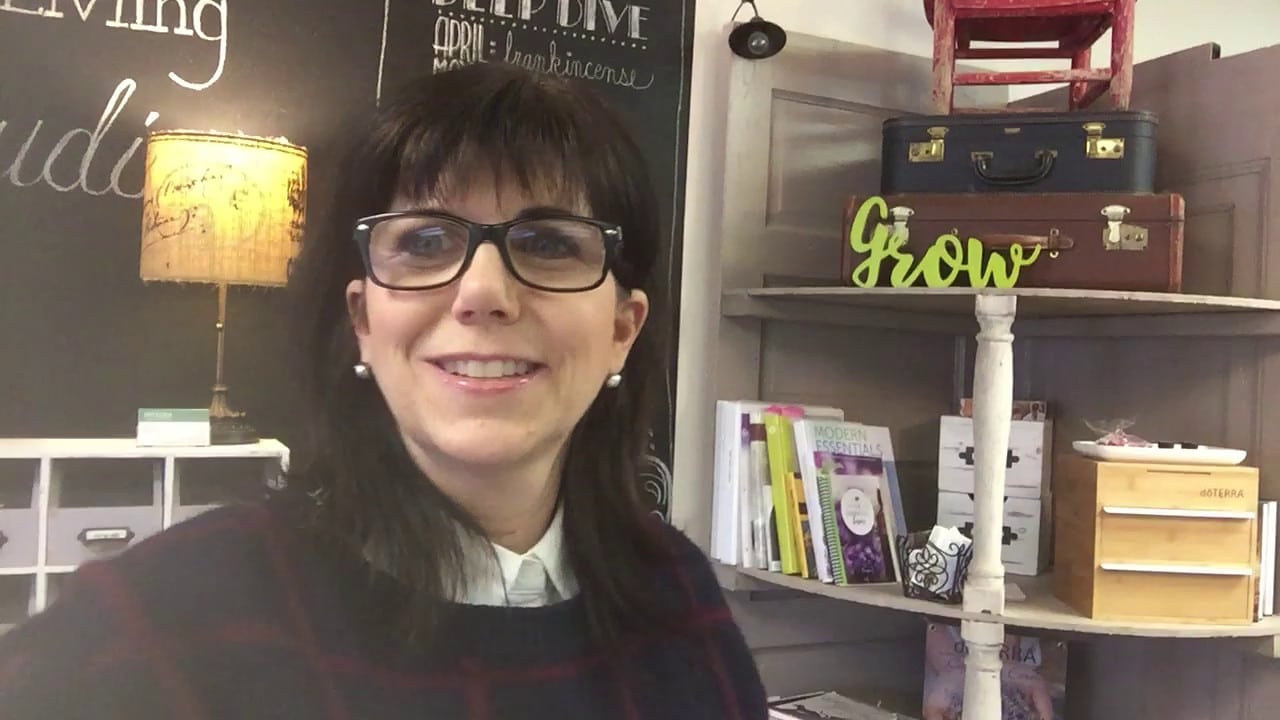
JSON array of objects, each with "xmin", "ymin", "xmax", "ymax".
[
  {"xmin": 883, "ymin": 205, "xmax": 914, "ymax": 244},
  {"xmin": 909, "ymin": 127, "xmax": 947, "ymax": 163},
  {"xmin": 1084, "ymin": 122, "xmax": 1125, "ymax": 159},
  {"xmin": 1101, "ymin": 205, "xmax": 1148, "ymax": 250}
]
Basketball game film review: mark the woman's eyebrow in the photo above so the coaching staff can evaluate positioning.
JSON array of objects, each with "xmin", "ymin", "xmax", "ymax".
[
  {"xmin": 516, "ymin": 205, "xmax": 577, "ymax": 218},
  {"xmin": 395, "ymin": 203, "xmax": 580, "ymax": 219},
  {"xmin": 397, "ymin": 200, "xmax": 445, "ymax": 213}
]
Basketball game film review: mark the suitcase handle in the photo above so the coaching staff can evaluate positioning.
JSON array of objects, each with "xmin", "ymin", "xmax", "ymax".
[
  {"xmin": 970, "ymin": 150, "xmax": 1057, "ymax": 186},
  {"xmin": 980, "ymin": 230, "xmax": 1075, "ymax": 252}
]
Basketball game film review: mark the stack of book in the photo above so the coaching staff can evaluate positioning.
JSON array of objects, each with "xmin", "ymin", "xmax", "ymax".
[{"xmin": 711, "ymin": 400, "xmax": 905, "ymax": 588}]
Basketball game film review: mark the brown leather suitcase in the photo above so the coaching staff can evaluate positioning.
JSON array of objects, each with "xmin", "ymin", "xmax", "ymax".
[{"xmin": 840, "ymin": 192, "xmax": 1185, "ymax": 292}]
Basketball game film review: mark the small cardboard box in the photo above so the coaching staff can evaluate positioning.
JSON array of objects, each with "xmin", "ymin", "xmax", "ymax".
[
  {"xmin": 938, "ymin": 415, "xmax": 1052, "ymax": 499},
  {"xmin": 936, "ymin": 489, "xmax": 1050, "ymax": 576}
]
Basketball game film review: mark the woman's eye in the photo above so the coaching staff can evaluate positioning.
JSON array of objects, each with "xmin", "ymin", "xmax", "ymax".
[
  {"xmin": 397, "ymin": 227, "xmax": 451, "ymax": 255},
  {"xmin": 519, "ymin": 232, "xmax": 579, "ymax": 259}
]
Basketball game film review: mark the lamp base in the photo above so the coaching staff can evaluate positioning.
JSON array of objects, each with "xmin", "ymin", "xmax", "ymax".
[
  {"xmin": 209, "ymin": 379, "xmax": 257, "ymax": 445},
  {"xmin": 210, "ymin": 415, "xmax": 260, "ymax": 445}
]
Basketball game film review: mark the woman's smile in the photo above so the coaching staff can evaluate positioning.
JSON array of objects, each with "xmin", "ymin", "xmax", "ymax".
[{"xmin": 424, "ymin": 353, "xmax": 548, "ymax": 394}]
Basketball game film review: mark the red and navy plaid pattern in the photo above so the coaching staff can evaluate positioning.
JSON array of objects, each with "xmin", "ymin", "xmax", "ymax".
[{"xmin": 0, "ymin": 499, "xmax": 767, "ymax": 719}]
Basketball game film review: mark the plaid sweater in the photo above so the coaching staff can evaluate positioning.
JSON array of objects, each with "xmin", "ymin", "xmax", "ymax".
[{"xmin": 0, "ymin": 498, "xmax": 767, "ymax": 719}]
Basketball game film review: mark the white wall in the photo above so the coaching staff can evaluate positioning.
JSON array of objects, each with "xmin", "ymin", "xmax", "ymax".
[
  {"xmin": 727, "ymin": 0, "xmax": 939, "ymax": 57},
  {"xmin": 1004, "ymin": 0, "xmax": 1280, "ymax": 99},
  {"xmin": 1126, "ymin": 0, "xmax": 1278, "ymax": 60}
]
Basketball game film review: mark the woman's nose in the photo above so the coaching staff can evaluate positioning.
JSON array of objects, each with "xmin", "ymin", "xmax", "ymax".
[{"xmin": 450, "ymin": 243, "xmax": 521, "ymax": 324}]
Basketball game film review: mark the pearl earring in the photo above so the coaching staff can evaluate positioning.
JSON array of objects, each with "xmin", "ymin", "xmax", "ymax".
[
  {"xmin": 353, "ymin": 362, "xmax": 372, "ymax": 379},
  {"xmin": 605, "ymin": 372, "xmax": 622, "ymax": 388}
]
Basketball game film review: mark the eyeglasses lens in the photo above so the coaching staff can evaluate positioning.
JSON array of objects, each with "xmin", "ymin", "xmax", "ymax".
[{"xmin": 367, "ymin": 215, "xmax": 608, "ymax": 290}]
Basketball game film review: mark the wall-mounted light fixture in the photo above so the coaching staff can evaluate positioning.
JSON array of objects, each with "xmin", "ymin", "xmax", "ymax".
[{"xmin": 728, "ymin": 1, "xmax": 787, "ymax": 60}]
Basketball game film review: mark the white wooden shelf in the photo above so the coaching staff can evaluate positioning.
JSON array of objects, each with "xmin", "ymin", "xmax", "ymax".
[
  {"xmin": 722, "ymin": 286, "xmax": 1280, "ymax": 337},
  {"xmin": 0, "ymin": 438, "xmax": 291, "ymax": 460},
  {"xmin": 721, "ymin": 565, "xmax": 1280, "ymax": 640},
  {"xmin": 713, "ymin": 285, "xmax": 1280, "ymax": 716},
  {"xmin": 0, "ymin": 438, "xmax": 289, "ymax": 621}
]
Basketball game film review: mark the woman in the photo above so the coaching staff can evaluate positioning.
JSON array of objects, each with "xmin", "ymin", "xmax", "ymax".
[{"xmin": 0, "ymin": 62, "xmax": 768, "ymax": 719}]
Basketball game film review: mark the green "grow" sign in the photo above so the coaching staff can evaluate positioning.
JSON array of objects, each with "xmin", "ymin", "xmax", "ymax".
[{"xmin": 846, "ymin": 196, "xmax": 1042, "ymax": 289}]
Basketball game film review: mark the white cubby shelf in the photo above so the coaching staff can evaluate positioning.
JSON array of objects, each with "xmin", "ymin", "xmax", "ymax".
[{"xmin": 0, "ymin": 438, "xmax": 289, "ymax": 626}]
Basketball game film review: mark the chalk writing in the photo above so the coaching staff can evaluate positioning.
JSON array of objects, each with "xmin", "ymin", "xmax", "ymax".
[
  {"xmin": 433, "ymin": 16, "xmax": 487, "ymax": 70},
  {"xmin": 641, "ymin": 450, "xmax": 671, "ymax": 520},
  {"xmin": 1, "ymin": 78, "xmax": 157, "ymax": 198},
  {"xmin": 0, "ymin": 0, "xmax": 229, "ymax": 91},
  {"xmin": 434, "ymin": 0, "xmax": 650, "ymax": 41},
  {"xmin": 847, "ymin": 196, "xmax": 1042, "ymax": 289},
  {"xmin": 503, "ymin": 34, "xmax": 653, "ymax": 89}
]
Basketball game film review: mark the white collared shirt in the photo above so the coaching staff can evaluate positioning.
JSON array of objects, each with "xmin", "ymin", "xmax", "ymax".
[{"xmin": 454, "ymin": 504, "xmax": 579, "ymax": 607}]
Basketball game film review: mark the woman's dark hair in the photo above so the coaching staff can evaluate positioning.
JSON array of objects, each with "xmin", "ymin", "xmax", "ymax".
[{"xmin": 281, "ymin": 61, "xmax": 677, "ymax": 648}]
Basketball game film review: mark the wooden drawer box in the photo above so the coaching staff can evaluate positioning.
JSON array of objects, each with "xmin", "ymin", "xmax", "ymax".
[
  {"xmin": 0, "ymin": 461, "xmax": 39, "ymax": 569},
  {"xmin": 1052, "ymin": 453, "xmax": 1260, "ymax": 625},
  {"xmin": 46, "ymin": 458, "xmax": 163, "ymax": 567}
]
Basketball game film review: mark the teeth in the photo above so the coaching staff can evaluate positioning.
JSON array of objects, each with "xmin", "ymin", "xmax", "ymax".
[{"xmin": 441, "ymin": 359, "xmax": 533, "ymax": 378}]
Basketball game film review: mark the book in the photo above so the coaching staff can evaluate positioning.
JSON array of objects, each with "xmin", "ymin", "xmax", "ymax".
[
  {"xmin": 764, "ymin": 409, "xmax": 809, "ymax": 576},
  {"xmin": 789, "ymin": 469, "xmax": 817, "ymax": 579},
  {"xmin": 922, "ymin": 621, "xmax": 1067, "ymax": 720},
  {"xmin": 770, "ymin": 691, "xmax": 907, "ymax": 719},
  {"xmin": 746, "ymin": 412, "xmax": 774, "ymax": 570},
  {"xmin": 793, "ymin": 419, "xmax": 904, "ymax": 585},
  {"xmin": 957, "ymin": 398, "xmax": 1048, "ymax": 421},
  {"xmin": 1259, "ymin": 500, "xmax": 1276, "ymax": 619},
  {"xmin": 711, "ymin": 400, "xmax": 844, "ymax": 568}
]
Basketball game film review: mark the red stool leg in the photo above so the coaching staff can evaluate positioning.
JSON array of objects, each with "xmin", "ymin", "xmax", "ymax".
[
  {"xmin": 1070, "ymin": 46, "xmax": 1092, "ymax": 110},
  {"xmin": 1109, "ymin": 0, "xmax": 1135, "ymax": 109},
  {"xmin": 931, "ymin": 0, "xmax": 957, "ymax": 114}
]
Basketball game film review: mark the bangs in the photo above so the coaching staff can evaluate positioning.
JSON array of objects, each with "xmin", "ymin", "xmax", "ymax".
[
  {"xmin": 352, "ymin": 62, "xmax": 658, "ymax": 288},
  {"xmin": 385, "ymin": 74, "xmax": 609, "ymax": 216},
  {"xmin": 402, "ymin": 133, "xmax": 590, "ymax": 213}
]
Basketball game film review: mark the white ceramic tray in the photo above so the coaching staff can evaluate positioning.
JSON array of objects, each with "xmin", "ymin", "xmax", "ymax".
[{"xmin": 1072, "ymin": 440, "xmax": 1247, "ymax": 466}]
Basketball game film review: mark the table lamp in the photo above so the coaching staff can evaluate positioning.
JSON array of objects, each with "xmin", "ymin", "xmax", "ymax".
[{"xmin": 139, "ymin": 130, "xmax": 307, "ymax": 445}]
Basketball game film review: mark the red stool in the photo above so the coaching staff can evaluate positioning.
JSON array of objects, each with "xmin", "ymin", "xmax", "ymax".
[{"xmin": 926, "ymin": 0, "xmax": 1136, "ymax": 113}]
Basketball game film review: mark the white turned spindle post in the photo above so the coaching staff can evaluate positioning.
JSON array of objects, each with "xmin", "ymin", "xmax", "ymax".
[
  {"xmin": 962, "ymin": 293, "xmax": 1016, "ymax": 720},
  {"xmin": 961, "ymin": 620, "xmax": 1005, "ymax": 720}
]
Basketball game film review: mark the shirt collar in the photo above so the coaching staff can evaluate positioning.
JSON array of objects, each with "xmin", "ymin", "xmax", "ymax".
[
  {"xmin": 489, "ymin": 502, "xmax": 577, "ymax": 601},
  {"xmin": 452, "ymin": 502, "xmax": 579, "ymax": 606}
]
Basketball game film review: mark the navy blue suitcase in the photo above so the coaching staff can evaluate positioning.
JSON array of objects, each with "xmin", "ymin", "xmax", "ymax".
[{"xmin": 880, "ymin": 110, "xmax": 1158, "ymax": 194}]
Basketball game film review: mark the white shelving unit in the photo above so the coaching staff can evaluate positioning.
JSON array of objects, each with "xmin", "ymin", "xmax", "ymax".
[
  {"xmin": 0, "ymin": 438, "xmax": 289, "ymax": 623},
  {"xmin": 671, "ymin": 31, "xmax": 1280, "ymax": 716},
  {"xmin": 712, "ymin": 286, "xmax": 1280, "ymax": 718}
]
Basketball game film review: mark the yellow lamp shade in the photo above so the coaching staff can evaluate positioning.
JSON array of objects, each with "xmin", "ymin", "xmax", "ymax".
[{"xmin": 139, "ymin": 130, "xmax": 307, "ymax": 287}]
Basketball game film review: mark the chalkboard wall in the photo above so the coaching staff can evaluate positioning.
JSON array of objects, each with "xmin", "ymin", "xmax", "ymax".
[{"xmin": 0, "ymin": 0, "xmax": 694, "ymax": 516}]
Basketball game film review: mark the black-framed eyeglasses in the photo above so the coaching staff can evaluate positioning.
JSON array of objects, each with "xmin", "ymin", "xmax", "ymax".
[{"xmin": 353, "ymin": 210, "xmax": 624, "ymax": 293}]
